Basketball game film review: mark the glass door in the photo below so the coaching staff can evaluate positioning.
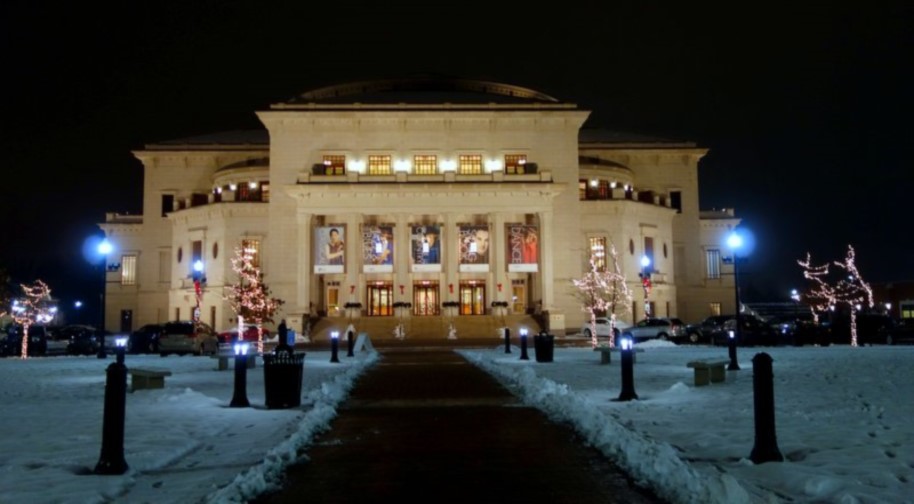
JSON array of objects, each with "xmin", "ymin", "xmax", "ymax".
[
  {"xmin": 413, "ymin": 283, "xmax": 439, "ymax": 315},
  {"xmin": 368, "ymin": 284, "xmax": 393, "ymax": 316},
  {"xmin": 459, "ymin": 283, "xmax": 485, "ymax": 315},
  {"xmin": 511, "ymin": 282, "xmax": 526, "ymax": 314}
]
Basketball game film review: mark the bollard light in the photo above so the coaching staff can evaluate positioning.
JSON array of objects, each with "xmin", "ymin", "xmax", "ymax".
[
  {"xmin": 615, "ymin": 334, "xmax": 638, "ymax": 401},
  {"xmin": 728, "ymin": 328, "xmax": 740, "ymax": 370},
  {"xmin": 503, "ymin": 327, "xmax": 511, "ymax": 354},
  {"xmin": 94, "ymin": 351, "xmax": 128, "ymax": 474},
  {"xmin": 347, "ymin": 330, "xmax": 354, "ymax": 357},
  {"xmin": 115, "ymin": 337, "xmax": 128, "ymax": 365},
  {"xmin": 519, "ymin": 328, "xmax": 529, "ymax": 360},
  {"xmin": 229, "ymin": 342, "xmax": 250, "ymax": 407},
  {"xmin": 330, "ymin": 331, "xmax": 340, "ymax": 363},
  {"xmin": 749, "ymin": 353, "xmax": 784, "ymax": 464}
]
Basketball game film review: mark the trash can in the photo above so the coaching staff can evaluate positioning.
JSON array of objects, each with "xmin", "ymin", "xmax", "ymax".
[
  {"xmin": 534, "ymin": 332, "xmax": 554, "ymax": 363},
  {"xmin": 263, "ymin": 348, "xmax": 306, "ymax": 409}
]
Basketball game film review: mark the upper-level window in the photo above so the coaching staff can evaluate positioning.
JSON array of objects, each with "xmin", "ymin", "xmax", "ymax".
[
  {"xmin": 414, "ymin": 155, "xmax": 437, "ymax": 175},
  {"xmin": 458, "ymin": 154, "xmax": 482, "ymax": 175},
  {"xmin": 161, "ymin": 194, "xmax": 174, "ymax": 217},
  {"xmin": 121, "ymin": 255, "xmax": 137, "ymax": 285},
  {"xmin": 589, "ymin": 237, "xmax": 607, "ymax": 272},
  {"xmin": 237, "ymin": 181, "xmax": 265, "ymax": 202},
  {"xmin": 706, "ymin": 249, "xmax": 721, "ymax": 279},
  {"xmin": 670, "ymin": 191, "xmax": 682, "ymax": 213},
  {"xmin": 242, "ymin": 239, "xmax": 261, "ymax": 268},
  {"xmin": 323, "ymin": 155, "xmax": 346, "ymax": 175},
  {"xmin": 261, "ymin": 183, "xmax": 270, "ymax": 202},
  {"xmin": 191, "ymin": 240, "xmax": 203, "ymax": 275},
  {"xmin": 505, "ymin": 154, "xmax": 527, "ymax": 174},
  {"xmin": 368, "ymin": 155, "xmax": 392, "ymax": 175}
]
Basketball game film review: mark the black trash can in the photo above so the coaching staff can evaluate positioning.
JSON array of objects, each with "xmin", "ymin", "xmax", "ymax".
[
  {"xmin": 263, "ymin": 349, "xmax": 306, "ymax": 409},
  {"xmin": 534, "ymin": 332, "xmax": 554, "ymax": 363}
]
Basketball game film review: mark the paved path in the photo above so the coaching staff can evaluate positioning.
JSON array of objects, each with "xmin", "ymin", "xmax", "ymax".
[{"xmin": 253, "ymin": 348, "xmax": 666, "ymax": 503}]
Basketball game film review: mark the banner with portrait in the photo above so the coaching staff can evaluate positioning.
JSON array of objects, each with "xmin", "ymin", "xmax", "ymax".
[
  {"xmin": 314, "ymin": 225, "xmax": 345, "ymax": 274},
  {"xmin": 362, "ymin": 224, "xmax": 394, "ymax": 273},
  {"xmin": 459, "ymin": 224, "xmax": 490, "ymax": 272},
  {"xmin": 410, "ymin": 225, "xmax": 442, "ymax": 272},
  {"xmin": 506, "ymin": 223, "xmax": 539, "ymax": 272}
]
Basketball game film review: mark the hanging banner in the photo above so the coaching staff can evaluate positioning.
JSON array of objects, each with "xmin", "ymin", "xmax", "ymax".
[
  {"xmin": 506, "ymin": 223, "xmax": 539, "ymax": 272},
  {"xmin": 314, "ymin": 225, "xmax": 346, "ymax": 273},
  {"xmin": 362, "ymin": 224, "xmax": 394, "ymax": 273},
  {"xmin": 459, "ymin": 224, "xmax": 489, "ymax": 272},
  {"xmin": 410, "ymin": 225, "xmax": 442, "ymax": 272}
]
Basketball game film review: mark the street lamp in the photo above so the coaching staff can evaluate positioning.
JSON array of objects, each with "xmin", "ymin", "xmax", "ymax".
[
  {"xmin": 640, "ymin": 255, "xmax": 652, "ymax": 318},
  {"xmin": 97, "ymin": 238, "xmax": 113, "ymax": 359},
  {"xmin": 726, "ymin": 231, "xmax": 743, "ymax": 371}
]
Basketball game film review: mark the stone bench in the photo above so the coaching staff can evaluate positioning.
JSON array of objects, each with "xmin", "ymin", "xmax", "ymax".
[
  {"xmin": 129, "ymin": 368, "xmax": 172, "ymax": 391},
  {"xmin": 686, "ymin": 359, "xmax": 730, "ymax": 386},
  {"xmin": 211, "ymin": 351, "xmax": 258, "ymax": 371},
  {"xmin": 593, "ymin": 346, "xmax": 644, "ymax": 365}
]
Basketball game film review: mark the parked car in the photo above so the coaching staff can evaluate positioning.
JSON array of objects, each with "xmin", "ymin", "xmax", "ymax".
[
  {"xmin": 62, "ymin": 325, "xmax": 101, "ymax": 355},
  {"xmin": 711, "ymin": 314, "xmax": 778, "ymax": 346},
  {"xmin": 579, "ymin": 317, "xmax": 632, "ymax": 340},
  {"xmin": 1, "ymin": 324, "xmax": 49, "ymax": 357},
  {"xmin": 681, "ymin": 315, "xmax": 734, "ymax": 344},
  {"xmin": 824, "ymin": 313, "xmax": 895, "ymax": 346},
  {"xmin": 879, "ymin": 318, "xmax": 914, "ymax": 345},
  {"xmin": 158, "ymin": 321, "xmax": 219, "ymax": 356},
  {"xmin": 622, "ymin": 317, "xmax": 684, "ymax": 342},
  {"xmin": 128, "ymin": 324, "xmax": 164, "ymax": 354},
  {"xmin": 217, "ymin": 324, "xmax": 272, "ymax": 345}
]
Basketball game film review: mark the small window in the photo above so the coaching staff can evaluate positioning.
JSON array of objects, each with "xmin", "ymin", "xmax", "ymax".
[
  {"xmin": 368, "ymin": 155, "xmax": 392, "ymax": 175},
  {"xmin": 589, "ymin": 237, "xmax": 607, "ymax": 272},
  {"xmin": 212, "ymin": 242, "xmax": 219, "ymax": 259},
  {"xmin": 414, "ymin": 155, "xmax": 438, "ymax": 175},
  {"xmin": 323, "ymin": 155, "xmax": 346, "ymax": 175},
  {"xmin": 242, "ymin": 239, "xmax": 261, "ymax": 268},
  {"xmin": 121, "ymin": 255, "xmax": 137, "ymax": 285},
  {"xmin": 706, "ymin": 249, "xmax": 721, "ymax": 279},
  {"xmin": 629, "ymin": 239, "xmax": 635, "ymax": 255},
  {"xmin": 458, "ymin": 154, "xmax": 482, "ymax": 175},
  {"xmin": 161, "ymin": 194, "xmax": 174, "ymax": 217},
  {"xmin": 504, "ymin": 154, "xmax": 527, "ymax": 174},
  {"xmin": 261, "ymin": 182, "xmax": 270, "ymax": 202},
  {"xmin": 670, "ymin": 191, "xmax": 682, "ymax": 213},
  {"xmin": 709, "ymin": 302, "xmax": 722, "ymax": 316},
  {"xmin": 177, "ymin": 247, "xmax": 183, "ymax": 263}
]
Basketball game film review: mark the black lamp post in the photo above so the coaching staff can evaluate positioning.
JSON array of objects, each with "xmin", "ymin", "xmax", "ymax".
[
  {"xmin": 727, "ymin": 231, "xmax": 743, "ymax": 371},
  {"xmin": 640, "ymin": 255, "xmax": 652, "ymax": 318},
  {"xmin": 97, "ymin": 239, "xmax": 112, "ymax": 359},
  {"xmin": 616, "ymin": 334, "xmax": 638, "ymax": 401},
  {"xmin": 229, "ymin": 342, "xmax": 251, "ymax": 408},
  {"xmin": 519, "ymin": 327, "xmax": 529, "ymax": 360},
  {"xmin": 330, "ymin": 331, "xmax": 340, "ymax": 363},
  {"xmin": 503, "ymin": 327, "xmax": 511, "ymax": 354},
  {"xmin": 94, "ymin": 337, "xmax": 128, "ymax": 475}
]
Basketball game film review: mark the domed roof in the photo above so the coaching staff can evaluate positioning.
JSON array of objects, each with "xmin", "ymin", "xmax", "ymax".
[{"xmin": 274, "ymin": 75, "xmax": 567, "ymax": 108}]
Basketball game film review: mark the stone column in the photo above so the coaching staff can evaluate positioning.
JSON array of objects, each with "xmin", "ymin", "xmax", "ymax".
[{"xmin": 296, "ymin": 210, "xmax": 313, "ymax": 315}]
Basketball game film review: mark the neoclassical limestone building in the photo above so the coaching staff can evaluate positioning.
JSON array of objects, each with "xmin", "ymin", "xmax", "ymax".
[{"xmin": 100, "ymin": 77, "xmax": 738, "ymax": 338}]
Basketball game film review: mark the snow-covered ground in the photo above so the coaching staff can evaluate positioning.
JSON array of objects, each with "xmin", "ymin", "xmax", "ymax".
[
  {"xmin": 2, "ymin": 342, "xmax": 911, "ymax": 504},
  {"xmin": 460, "ymin": 341, "xmax": 913, "ymax": 504},
  {"xmin": 0, "ymin": 349, "xmax": 377, "ymax": 503}
]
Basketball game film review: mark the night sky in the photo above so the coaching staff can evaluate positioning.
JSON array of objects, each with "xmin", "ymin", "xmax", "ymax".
[{"xmin": 2, "ymin": 2, "xmax": 912, "ymax": 318}]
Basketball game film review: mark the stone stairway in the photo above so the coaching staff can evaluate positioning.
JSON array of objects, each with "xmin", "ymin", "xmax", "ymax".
[{"xmin": 306, "ymin": 314, "xmax": 545, "ymax": 344}]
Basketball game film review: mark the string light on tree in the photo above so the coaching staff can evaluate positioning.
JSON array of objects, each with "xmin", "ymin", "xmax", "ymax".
[
  {"xmin": 223, "ymin": 246, "xmax": 284, "ymax": 354},
  {"xmin": 10, "ymin": 280, "xmax": 54, "ymax": 359},
  {"xmin": 798, "ymin": 244, "xmax": 872, "ymax": 347},
  {"xmin": 572, "ymin": 242, "xmax": 632, "ymax": 348}
]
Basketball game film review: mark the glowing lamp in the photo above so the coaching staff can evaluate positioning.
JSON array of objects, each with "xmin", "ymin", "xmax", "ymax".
[
  {"xmin": 229, "ymin": 183, "xmax": 237, "ymax": 191},
  {"xmin": 115, "ymin": 337, "xmax": 128, "ymax": 348},
  {"xmin": 249, "ymin": 181, "xmax": 258, "ymax": 189},
  {"xmin": 331, "ymin": 331, "xmax": 339, "ymax": 340},
  {"xmin": 193, "ymin": 260, "xmax": 204, "ymax": 273},
  {"xmin": 98, "ymin": 239, "xmax": 113, "ymax": 256},
  {"xmin": 640, "ymin": 256, "xmax": 651, "ymax": 268},
  {"xmin": 520, "ymin": 328, "xmax": 528, "ymax": 337},
  {"xmin": 620, "ymin": 334, "xmax": 633, "ymax": 351},
  {"xmin": 234, "ymin": 342, "xmax": 249, "ymax": 356}
]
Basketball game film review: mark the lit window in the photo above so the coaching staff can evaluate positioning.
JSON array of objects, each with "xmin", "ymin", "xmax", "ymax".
[
  {"xmin": 458, "ymin": 154, "xmax": 482, "ymax": 175},
  {"xmin": 589, "ymin": 237, "xmax": 607, "ymax": 271},
  {"xmin": 242, "ymin": 239, "xmax": 261, "ymax": 268},
  {"xmin": 505, "ymin": 154, "xmax": 527, "ymax": 175},
  {"xmin": 414, "ymin": 155, "xmax": 437, "ymax": 175},
  {"xmin": 706, "ymin": 249, "xmax": 721, "ymax": 279},
  {"xmin": 709, "ymin": 302, "xmax": 722, "ymax": 316},
  {"xmin": 261, "ymin": 183, "xmax": 270, "ymax": 202},
  {"xmin": 121, "ymin": 255, "xmax": 137, "ymax": 285},
  {"xmin": 323, "ymin": 155, "xmax": 346, "ymax": 175},
  {"xmin": 368, "ymin": 155, "xmax": 392, "ymax": 175}
]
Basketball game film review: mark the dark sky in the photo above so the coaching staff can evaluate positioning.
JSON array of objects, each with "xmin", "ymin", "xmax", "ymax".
[{"xmin": 2, "ymin": 1, "xmax": 912, "ymax": 316}]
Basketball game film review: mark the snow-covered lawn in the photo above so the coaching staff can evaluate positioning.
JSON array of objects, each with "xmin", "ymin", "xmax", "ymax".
[{"xmin": 460, "ymin": 342, "xmax": 913, "ymax": 504}]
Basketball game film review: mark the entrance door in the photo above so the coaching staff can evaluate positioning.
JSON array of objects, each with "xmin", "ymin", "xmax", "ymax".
[
  {"xmin": 413, "ymin": 283, "xmax": 439, "ymax": 315},
  {"xmin": 511, "ymin": 282, "xmax": 526, "ymax": 314},
  {"xmin": 120, "ymin": 310, "xmax": 133, "ymax": 333},
  {"xmin": 368, "ymin": 284, "xmax": 393, "ymax": 316},
  {"xmin": 459, "ymin": 283, "xmax": 485, "ymax": 315}
]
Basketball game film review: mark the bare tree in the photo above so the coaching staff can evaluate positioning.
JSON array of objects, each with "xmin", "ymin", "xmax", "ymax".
[{"xmin": 572, "ymin": 243, "xmax": 632, "ymax": 348}]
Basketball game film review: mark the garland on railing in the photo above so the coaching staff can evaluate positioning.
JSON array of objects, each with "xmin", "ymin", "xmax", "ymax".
[
  {"xmin": 344, "ymin": 302, "xmax": 363, "ymax": 309},
  {"xmin": 490, "ymin": 301, "xmax": 509, "ymax": 308},
  {"xmin": 392, "ymin": 302, "xmax": 413, "ymax": 309},
  {"xmin": 442, "ymin": 301, "xmax": 460, "ymax": 308}
]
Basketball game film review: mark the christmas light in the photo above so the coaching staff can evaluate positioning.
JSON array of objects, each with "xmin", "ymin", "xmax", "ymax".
[
  {"xmin": 572, "ymin": 242, "xmax": 633, "ymax": 348},
  {"xmin": 11, "ymin": 280, "xmax": 54, "ymax": 359},
  {"xmin": 798, "ymin": 245, "xmax": 873, "ymax": 346},
  {"xmin": 223, "ymin": 247, "xmax": 284, "ymax": 354}
]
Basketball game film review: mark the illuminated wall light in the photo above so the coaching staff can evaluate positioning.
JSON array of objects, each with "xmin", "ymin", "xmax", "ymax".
[
  {"xmin": 395, "ymin": 159, "xmax": 411, "ymax": 172},
  {"xmin": 229, "ymin": 183, "xmax": 237, "ymax": 191},
  {"xmin": 518, "ymin": 158, "xmax": 527, "ymax": 165},
  {"xmin": 249, "ymin": 181, "xmax": 258, "ymax": 189},
  {"xmin": 589, "ymin": 179, "xmax": 599, "ymax": 187},
  {"xmin": 610, "ymin": 181, "xmax": 618, "ymax": 188},
  {"xmin": 441, "ymin": 159, "xmax": 457, "ymax": 172},
  {"xmin": 214, "ymin": 186, "xmax": 223, "ymax": 194},
  {"xmin": 484, "ymin": 159, "xmax": 502, "ymax": 172},
  {"xmin": 348, "ymin": 159, "xmax": 365, "ymax": 173},
  {"xmin": 624, "ymin": 184, "xmax": 631, "ymax": 191}
]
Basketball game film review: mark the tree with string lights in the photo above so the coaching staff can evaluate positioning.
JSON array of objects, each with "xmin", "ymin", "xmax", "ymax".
[
  {"xmin": 224, "ymin": 246, "xmax": 284, "ymax": 354},
  {"xmin": 798, "ymin": 245, "xmax": 873, "ymax": 347},
  {"xmin": 572, "ymin": 242, "xmax": 632, "ymax": 348},
  {"xmin": 10, "ymin": 280, "xmax": 55, "ymax": 359}
]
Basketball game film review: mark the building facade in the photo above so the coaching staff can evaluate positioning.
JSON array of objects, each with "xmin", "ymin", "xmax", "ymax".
[{"xmin": 101, "ymin": 77, "xmax": 739, "ymax": 338}]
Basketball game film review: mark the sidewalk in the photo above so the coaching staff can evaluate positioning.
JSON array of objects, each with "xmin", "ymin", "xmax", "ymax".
[{"xmin": 252, "ymin": 348, "xmax": 665, "ymax": 503}]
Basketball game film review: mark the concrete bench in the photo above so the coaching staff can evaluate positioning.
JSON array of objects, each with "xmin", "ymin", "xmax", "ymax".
[
  {"xmin": 593, "ymin": 346, "xmax": 644, "ymax": 365},
  {"xmin": 686, "ymin": 359, "xmax": 730, "ymax": 386},
  {"xmin": 211, "ymin": 351, "xmax": 258, "ymax": 371},
  {"xmin": 129, "ymin": 368, "xmax": 172, "ymax": 391}
]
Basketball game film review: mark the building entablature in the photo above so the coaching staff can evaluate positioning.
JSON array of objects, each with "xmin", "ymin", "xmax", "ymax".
[{"xmin": 166, "ymin": 201, "xmax": 269, "ymax": 225}]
